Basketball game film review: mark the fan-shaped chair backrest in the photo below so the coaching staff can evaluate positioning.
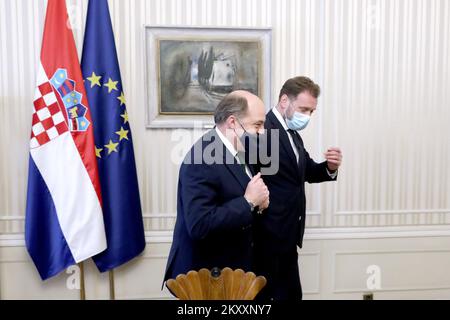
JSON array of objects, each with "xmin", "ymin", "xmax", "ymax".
[{"xmin": 166, "ymin": 267, "xmax": 267, "ymax": 300}]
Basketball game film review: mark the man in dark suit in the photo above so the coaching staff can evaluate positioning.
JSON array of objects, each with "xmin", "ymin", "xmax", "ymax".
[
  {"xmin": 164, "ymin": 90, "xmax": 269, "ymax": 283},
  {"xmin": 254, "ymin": 76, "xmax": 343, "ymax": 300}
]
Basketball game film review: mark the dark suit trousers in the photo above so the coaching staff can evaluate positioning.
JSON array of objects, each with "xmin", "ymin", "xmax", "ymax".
[{"xmin": 254, "ymin": 248, "xmax": 303, "ymax": 301}]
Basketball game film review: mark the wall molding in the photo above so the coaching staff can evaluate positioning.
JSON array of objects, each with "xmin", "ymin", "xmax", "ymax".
[
  {"xmin": 333, "ymin": 285, "xmax": 450, "ymax": 294},
  {"xmin": 0, "ymin": 234, "xmax": 25, "ymax": 247},
  {"xmin": 0, "ymin": 210, "xmax": 323, "ymax": 221},
  {"xmin": 2, "ymin": 225, "xmax": 450, "ymax": 247},
  {"xmin": 335, "ymin": 209, "xmax": 450, "ymax": 215},
  {"xmin": 4, "ymin": 203, "xmax": 448, "ymax": 234},
  {"xmin": 304, "ymin": 225, "xmax": 450, "ymax": 240},
  {"xmin": 332, "ymin": 249, "xmax": 450, "ymax": 293},
  {"xmin": 296, "ymin": 251, "xmax": 321, "ymax": 294},
  {"xmin": 0, "ymin": 216, "xmax": 25, "ymax": 220}
]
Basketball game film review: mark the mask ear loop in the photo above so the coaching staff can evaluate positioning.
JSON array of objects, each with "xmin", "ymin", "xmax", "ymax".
[
  {"xmin": 235, "ymin": 117, "xmax": 248, "ymax": 134},
  {"xmin": 232, "ymin": 117, "xmax": 246, "ymax": 152},
  {"xmin": 283, "ymin": 98, "xmax": 293, "ymax": 121}
]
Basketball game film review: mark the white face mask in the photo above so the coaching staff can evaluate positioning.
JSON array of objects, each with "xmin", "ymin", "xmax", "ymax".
[{"xmin": 286, "ymin": 110, "xmax": 310, "ymax": 131}]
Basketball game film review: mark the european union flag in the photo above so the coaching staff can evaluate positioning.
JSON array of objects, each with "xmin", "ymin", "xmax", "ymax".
[{"xmin": 81, "ymin": 0, "xmax": 145, "ymax": 272}]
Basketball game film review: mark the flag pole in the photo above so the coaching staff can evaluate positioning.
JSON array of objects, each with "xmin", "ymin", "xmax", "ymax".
[
  {"xmin": 109, "ymin": 269, "xmax": 116, "ymax": 300},
  {"xmin": 79, "ymin": 262, "xmax": 86, "ymax": 300}
]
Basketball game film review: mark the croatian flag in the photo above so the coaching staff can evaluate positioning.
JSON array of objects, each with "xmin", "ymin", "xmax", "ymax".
[{"xmin": 25, "ymin": 0, "xmax": 106, "ymax": 280}]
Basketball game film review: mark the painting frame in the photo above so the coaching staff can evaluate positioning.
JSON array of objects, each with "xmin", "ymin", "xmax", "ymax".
[{"xmin": 144, "ymin": 26, "xmax": 272, "ymax": 129}]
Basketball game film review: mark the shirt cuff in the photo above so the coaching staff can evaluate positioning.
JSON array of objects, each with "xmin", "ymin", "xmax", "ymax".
[{"xmin": 326, "ymin": 167, "xmax": 338, "ymax": 179}]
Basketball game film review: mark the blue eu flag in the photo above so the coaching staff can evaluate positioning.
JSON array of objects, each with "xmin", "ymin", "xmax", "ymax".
[{"xmin": 81, "ymin": 0, "xmax": 145, "ymax": 272}]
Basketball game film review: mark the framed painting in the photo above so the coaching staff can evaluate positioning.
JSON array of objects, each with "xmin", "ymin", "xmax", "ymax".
[{"xmin": 144, "ymin": 26, "xmax": 272, "ymax": 128}]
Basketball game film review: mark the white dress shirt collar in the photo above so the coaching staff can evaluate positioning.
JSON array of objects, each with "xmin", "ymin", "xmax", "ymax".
[
  {"xmin": 215, "ymin": 127, "xmax": 253, "ymax": 178},
  {"xmin": 272, "ymin": 106, "xmax": 300, "ymax": 161},
  {"xmin": 272, "ymin": 106, "xmax": 289, "ymax": 131},
  {"xmin": 215, "ymin": 127, "xmax": 238, "ymax": 157}
]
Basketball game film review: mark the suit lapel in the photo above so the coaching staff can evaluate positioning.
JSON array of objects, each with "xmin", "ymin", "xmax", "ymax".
[
  {"xmin": 247, "ymin": 162, "xmax": 257, "ymax": 176},
  {"xmin": 209, "ymin": 130, "xmax": 250, "ymax": 191},
  {"xmin": 225, "ymin": 160, "xmax": 251, "ymax": 191}
]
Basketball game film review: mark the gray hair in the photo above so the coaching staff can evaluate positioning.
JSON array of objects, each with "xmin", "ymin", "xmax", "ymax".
[{"xmin": 214, "ymin": 93, "xmax": 248, "ymax": 124}]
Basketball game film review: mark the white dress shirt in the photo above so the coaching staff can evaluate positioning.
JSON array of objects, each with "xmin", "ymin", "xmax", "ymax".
[{"xmin": 215, "ymin": 127, "xmax": 253, "ymax": 178}]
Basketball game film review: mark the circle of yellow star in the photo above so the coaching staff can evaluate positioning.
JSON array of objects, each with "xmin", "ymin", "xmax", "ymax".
[
  {"xmin": 104, "ymin": 78, "xmax": 118, "ymax": 93},
  {"xmin": 117, "ymin": 92, "xmax": 126, "ymax": 106},
  {"xmin": 95, "ymin": 146, "xmax": 103, "ymax": 158},
  {"xmin": 87, "ymin": 71, "xmax": 102, "ymax": 88},
  {"xmin": 115, "ymin": 127, "xmax": 129, "ymax": 141},
  {"xmin": 104, "ymin": 140, "xmax": 119, "ymax": 155},
  {"xmin": 120, "ymin": 110, "xmax": 129, "ymax": 124}
]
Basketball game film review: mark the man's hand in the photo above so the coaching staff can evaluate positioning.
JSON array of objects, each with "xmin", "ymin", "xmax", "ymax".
[
  {"xmin": 324, "ymin": 147, "xmax": 342, "ymax": 172},
  {"xmin": 244, "ymin": 172, "xmax": 269, "ymax": 208},
  {"xmin": 259, "ymin": 196, "xmax": 270, "ymax": 211}
]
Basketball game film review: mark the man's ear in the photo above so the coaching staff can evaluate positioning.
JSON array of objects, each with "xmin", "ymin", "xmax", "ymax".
[
  {"xmin": 279, "ymin": 94, "xmax": 289, "ymax": 110},
  {"xmin": 226, "ymin": 115, "xmax": 237, "ymax": 129}
]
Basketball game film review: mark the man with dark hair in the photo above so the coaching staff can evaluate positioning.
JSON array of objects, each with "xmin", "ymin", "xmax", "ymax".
[
  {"xmin": 164, "ymin": 90, "xmax": 269, "ymax": 282},
  {"xmin": 254, "ymin": 76, "xmax": 342, "ymax": 300}
]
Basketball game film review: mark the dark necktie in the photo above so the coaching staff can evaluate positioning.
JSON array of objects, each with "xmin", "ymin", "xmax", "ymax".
[{"xmin": 287, "ymin": 129, "xmax": 302, "ymax": 156}]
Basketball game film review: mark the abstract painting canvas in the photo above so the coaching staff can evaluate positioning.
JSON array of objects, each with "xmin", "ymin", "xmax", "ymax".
[{"xmin": 145, "ymin": 27, "xmax": 272, "ymax": 128}]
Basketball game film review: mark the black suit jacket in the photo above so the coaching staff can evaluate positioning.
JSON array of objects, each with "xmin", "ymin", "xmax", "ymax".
[
  {"xmin": 255, "ymin": 110, "xmax": 336, "ymax": 253},
  {"xmin": 164, "ymin": 129, "xmax": 255, "ymax": 282}
]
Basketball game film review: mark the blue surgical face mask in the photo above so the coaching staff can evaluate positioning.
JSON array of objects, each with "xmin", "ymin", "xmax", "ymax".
[{"xmin": 286, "ymin": 110, "xmax": 310, "ymax": 131}]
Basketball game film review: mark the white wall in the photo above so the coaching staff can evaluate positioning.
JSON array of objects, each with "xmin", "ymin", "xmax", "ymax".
[{"xmin": 0, "ymin": 0, "xmax": 449, "ymax": 299}]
